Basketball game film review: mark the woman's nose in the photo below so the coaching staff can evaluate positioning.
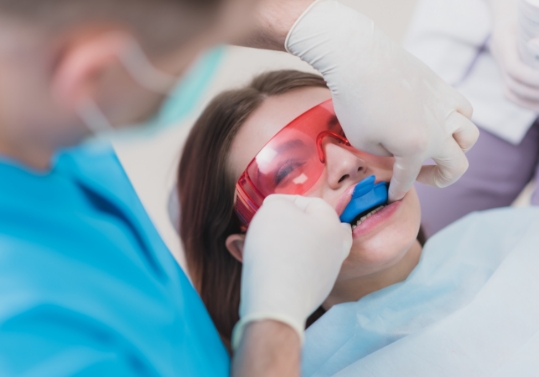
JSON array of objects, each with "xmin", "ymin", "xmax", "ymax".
[{"xmin": 324, "ymin": 142, "xmax": 367, "ymax": 189}]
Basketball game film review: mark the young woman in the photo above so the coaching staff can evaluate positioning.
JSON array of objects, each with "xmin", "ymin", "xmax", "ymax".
[
  {"xmin": 178, "ymin": 70, "xmax": 426, "ymax": 348},
  {"xmin": 178, "ymin": 70, "xmax": 539, "ymax": 375}
]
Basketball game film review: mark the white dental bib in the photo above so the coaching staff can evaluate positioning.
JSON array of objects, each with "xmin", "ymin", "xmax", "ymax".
[{"xmin": 303, "ymin": 207, "xmax": 539, "ymax": 377}]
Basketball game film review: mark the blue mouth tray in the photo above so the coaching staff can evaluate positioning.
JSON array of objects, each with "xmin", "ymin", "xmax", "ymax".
[{"xmin": 340, "ymin": 175, "xmax": 388, "ymax": 224}]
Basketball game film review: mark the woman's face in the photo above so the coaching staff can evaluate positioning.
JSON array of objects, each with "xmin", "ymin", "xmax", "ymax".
[{"xmin": 227, "ymin": 87, "xmax": 421, "ymax": 281}]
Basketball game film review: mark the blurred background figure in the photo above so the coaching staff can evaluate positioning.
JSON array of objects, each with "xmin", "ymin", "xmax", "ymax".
[{"xmin": 406, "ymin": 0, "xmax": 539, "ymax": 237}]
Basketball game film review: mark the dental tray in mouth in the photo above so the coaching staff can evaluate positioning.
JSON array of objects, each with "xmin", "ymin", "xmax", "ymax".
[{"xmin": 340, "ymin": 176, "xmax": 389, "ymax": 224}]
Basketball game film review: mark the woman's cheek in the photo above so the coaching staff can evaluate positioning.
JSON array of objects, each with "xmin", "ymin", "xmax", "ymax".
[
  {"xmin": 338, "ymin": 237, "xmax": 399, "ymax": 278},
  {"xmin": 406, "ymin": 189, "xmax": 422, "ymax": 229}
]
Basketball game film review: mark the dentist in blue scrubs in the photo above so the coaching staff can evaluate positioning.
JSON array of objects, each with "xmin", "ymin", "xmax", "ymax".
[{"xmin": 0, "ymin": 0, "xmax": 479, "ymax": 376}]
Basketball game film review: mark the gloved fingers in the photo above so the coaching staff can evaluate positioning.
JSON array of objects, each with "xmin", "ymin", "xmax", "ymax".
[
  {"xmin": 492, "ymin": 26, "xmax": 539, "ymax": 88},
  {"xmin": 503, "ymin": 87, "xmax": 539, "ymax": 111},
  {"xmin": 504, "ymin": 75, "xmax": 539, "ymax": 102},
  {"xmin": 416, "ymin": 139, "xmax": 469, "ymax": 188},
  {"xmin": 446, "ymin": 111, "xmax": 480, "ymax": 153},
  {"xmin": 301, "ymin": 196, "xmax": 342, "ymax": 221},
  {"xmin": 259, "ymin": 195, "xmax": 307, "ymax": 223},
  {"xmin": 339, "ymin": 223, "xmax": 353, "ymax": 260},
  {"xmin": 340, "ymin": 222, "xmax": 352, "ymax": 235},
  {"xmin": 504, "ymin": 55, "xmax": 539, "ymax": 89},
  {"xmin": 346, "ymin": 136, "xmax": 392, "ymax": 158},
  {"xmin": 264, "ymin": 194, "xmax": 306, "ymax": 208},
  {"xmin": 492, "ymin": 25, "xmax": 539, "ymax": 88},
  {"xmin": 453, "ymin": 90, "xmax": 474, "ymax": 119},
  {"xmin": 388, "ymin": 155, "xmax": 423, "ymax": 202},
  {"xmin": 264, "ymin": 194, "xmax": 339, "ymax": 221}
]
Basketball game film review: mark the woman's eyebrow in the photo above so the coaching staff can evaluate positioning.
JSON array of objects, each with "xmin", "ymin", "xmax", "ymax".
[
  {"xmin": 274, "ymin": 138, "xmax": 306, "ymax": 153},
  {"xmin": 254, "ymin": 139, "xmax": 307, "ymax": 179}
]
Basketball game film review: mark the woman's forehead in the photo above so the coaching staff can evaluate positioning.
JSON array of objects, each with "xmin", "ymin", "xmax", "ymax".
[{"xmin": 228, "ymin": 87, "xmax": 332, "ymax": 181}]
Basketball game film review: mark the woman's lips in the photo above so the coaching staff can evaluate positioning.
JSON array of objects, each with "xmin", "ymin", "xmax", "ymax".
[{"xmin": 351, "ymin": 198, "xmax": 402, "ymax": 238}]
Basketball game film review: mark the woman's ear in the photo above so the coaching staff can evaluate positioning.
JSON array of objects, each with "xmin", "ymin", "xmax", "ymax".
[{"xmin": 225, "ymin": 234, "xmax": 246, "ymax": 263}]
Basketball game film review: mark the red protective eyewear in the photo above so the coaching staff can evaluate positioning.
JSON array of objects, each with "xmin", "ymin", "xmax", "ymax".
[{"xmin": 235, "ymin": 99, "xmax": 350, "ymax": 227}]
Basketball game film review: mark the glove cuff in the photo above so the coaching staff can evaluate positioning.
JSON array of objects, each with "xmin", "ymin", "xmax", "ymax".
[
  {"xmin": 284, "ymin": 0, "xmax": 379, "ymax": 105},
  {"xmin": 284, "ymin": 0, "xmax": 326, "ymax": 53},
  {"xmin": 231, "ymin": 313, "xmax": 305, "ymax": 350}
]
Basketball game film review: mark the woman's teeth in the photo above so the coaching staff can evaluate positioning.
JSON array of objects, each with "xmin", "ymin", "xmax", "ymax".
[{"xmin": 351, "ymin": 205, "xmax": 386, "ymax": 230}]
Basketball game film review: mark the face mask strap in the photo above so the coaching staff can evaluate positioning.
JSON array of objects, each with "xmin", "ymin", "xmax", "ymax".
[
  {"xmin": 77, "ymin": 35, "xmax": 181, "ymax": 136},
  {"xmin": 77, "ymin": 98, "xmax": 114, "ymax": 136},
  {"xmin": 119, "ymin": 38, "xmax": 178, "ymax": 95}
]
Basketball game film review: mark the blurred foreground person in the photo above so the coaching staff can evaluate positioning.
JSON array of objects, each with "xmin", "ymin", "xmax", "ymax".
[
  {"xmin": 407, "ymin": 0, "xmax": 539, "ymax": 236},
  {"xmin": 0, "ymin": 0, "xmax": 477, "ymax": 376}
]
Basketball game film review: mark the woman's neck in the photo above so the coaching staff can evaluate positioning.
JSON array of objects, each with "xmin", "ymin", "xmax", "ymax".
[{"xmin": 323, "ymin": 240, "xmax": 423, "ymax": 309}]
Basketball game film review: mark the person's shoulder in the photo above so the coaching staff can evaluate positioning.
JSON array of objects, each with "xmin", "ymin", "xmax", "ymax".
[
  {"xmin": 56, "ymin": 142, "xmax": 121, "ymax": 173},
  {"xmin": 55, "ymin": 142, "xmax": 139, "ymax": 201},
  {"xmin": 427, "ymin": 207, "xmax": 539, "ymax": 251},
  {"xmin": 0, "ymin": 204, "xmax": 157, "ymax": 301},
  {"xmin": 0, "ymin": 228, "xmax": 160, "ymax": 336},
  {"xmin": 0, "ymin": 230, "xmax": 109, "ymax": 292},
  {"xmin": 455, "ymin": 207, "xmax": 539, "ymax": 228},
  {"xmin": 0, "ymin": 234, "xmax": 151, "ymax": 376},
  {"xmin": 0, "ymin": 231, "xmax": 230, "ymax": 377}
]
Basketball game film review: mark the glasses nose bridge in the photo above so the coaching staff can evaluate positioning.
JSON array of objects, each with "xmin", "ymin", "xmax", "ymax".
[{"xmin": 316, "ymin": 131, "xmax": 351, "ymax": 163}]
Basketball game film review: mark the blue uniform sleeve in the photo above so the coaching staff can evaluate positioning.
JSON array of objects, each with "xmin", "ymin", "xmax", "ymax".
[
  {"xmin": 0, "ymin": 243, "xmax": 163, "ymax": 377},
  {"xmin": 0, "ymin": 236, "xmax": 229, "ymax": 377},
  {"xmin": 0, "ymin": 146, "xmax": 230, "ymax": 377},
  {"xmin": 0, "ymin": 306, "xmax": 148, "ymax": 377}
]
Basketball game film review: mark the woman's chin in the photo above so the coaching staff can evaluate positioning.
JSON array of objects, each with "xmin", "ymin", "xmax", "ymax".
[
  {"xmin": 344, "ymin": 240, "xmax": 409, "ymax": 273},
  {"xmin": 342, "ymin": 220, "xmax": 420, "ymax": 277}
]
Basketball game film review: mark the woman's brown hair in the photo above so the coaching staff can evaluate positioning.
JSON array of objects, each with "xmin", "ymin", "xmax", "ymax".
[
  {"xmin": 178, "ymin": 70, "xmax": 427, "ymax": 351},
  {"xmin": 178, "ymin": 70, "xmax": 329, "ymax": 351}
]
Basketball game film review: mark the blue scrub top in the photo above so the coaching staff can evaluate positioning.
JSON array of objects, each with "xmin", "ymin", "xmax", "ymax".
[{"xmin": 0, "ymin": 144, "xmax": 230, "ymax": 376}]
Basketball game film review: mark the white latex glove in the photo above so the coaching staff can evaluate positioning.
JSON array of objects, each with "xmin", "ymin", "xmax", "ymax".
[
  {"xmin": 490, "ymin": 0, "xmax": 539, "ymax": 110},
  {"xmin": 231, "ymin": 194, "xmax": 352, "ymax": 349},
  {"xmin": 286, "ymin": 0, "xmax": 479, "ymax": 201}
]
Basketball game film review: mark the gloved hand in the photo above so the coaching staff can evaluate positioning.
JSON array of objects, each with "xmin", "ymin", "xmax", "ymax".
[
  {"xmin": 490, "ymin": 0, "xmax": 539, "ymax": 110},
  {"xmin": 231, "ymin": 194, "xmax": 352, "ymax": 349},
  {"xmin": 286, "ymin": 0, "xmax": 479, "ymax": 201}
]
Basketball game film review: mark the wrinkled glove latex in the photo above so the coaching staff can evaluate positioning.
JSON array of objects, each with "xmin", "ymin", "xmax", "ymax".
[
  {"xmin": 490, "ymin": 0, "xmax": 539, "ymax": 110},
  {"xmin": 231, "ymin": 195, "xmax": 352, "ymax": 349},
  {"xmin": 286, "ymin": 0, "xmax": 479, "ymax": 201}
]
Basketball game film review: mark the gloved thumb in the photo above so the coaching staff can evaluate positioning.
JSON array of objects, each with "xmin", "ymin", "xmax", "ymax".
[
  {"xmin": 388, "ymin": 156, "xmax": 422, "ymax": 201},
  {"xmin": 339, "ymin": 223, "xmax": 353, "ymax": 261}
]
